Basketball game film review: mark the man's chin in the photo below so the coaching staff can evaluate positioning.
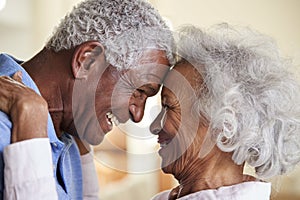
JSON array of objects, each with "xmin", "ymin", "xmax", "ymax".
[{"xmin": 84, "ymin": 133, "xmax": 105, "ymax": 145}]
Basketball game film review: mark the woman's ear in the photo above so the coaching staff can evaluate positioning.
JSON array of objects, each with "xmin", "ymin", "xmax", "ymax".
[{"xmin": 71, "ymin": 41, "xmax": 105, "ymax": 79}]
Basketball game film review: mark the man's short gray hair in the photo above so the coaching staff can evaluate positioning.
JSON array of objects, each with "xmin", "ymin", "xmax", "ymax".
[
  {"xmin": 45, "ymin": 0, "xmax": 175, "ymax": 70},
  {"xmin": 177, "ymin": 23, "xmax": 300, "ymax": 179}
]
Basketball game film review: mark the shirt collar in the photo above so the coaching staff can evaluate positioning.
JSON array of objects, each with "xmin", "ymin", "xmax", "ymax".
[{"xmin": 0, "ymin": 53, "xmax": 64, "ymax": 146}]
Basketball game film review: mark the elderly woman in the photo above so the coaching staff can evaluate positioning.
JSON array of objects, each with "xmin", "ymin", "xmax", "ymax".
[{"xmin": 150, "ymin": 24, "xmax": 300, "ymax": 200}]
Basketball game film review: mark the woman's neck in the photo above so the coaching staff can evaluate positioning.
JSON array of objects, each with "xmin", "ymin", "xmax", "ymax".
[{"xmin": 169, "ymin": 150, "xmax": 255, "ymax": 199}]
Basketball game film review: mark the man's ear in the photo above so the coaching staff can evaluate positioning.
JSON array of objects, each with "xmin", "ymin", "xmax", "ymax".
[{"xmin": 71, "ymin": 41, "xmax": 105, "ymax": 79}]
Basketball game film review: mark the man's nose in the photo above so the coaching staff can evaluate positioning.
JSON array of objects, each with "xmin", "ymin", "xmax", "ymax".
[{"xmin": 129, "ymin": 90, "xmax": 147, "ymax": 122}]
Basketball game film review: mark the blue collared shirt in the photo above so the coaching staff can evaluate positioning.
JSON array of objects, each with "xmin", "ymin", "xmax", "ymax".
[{"xmin": 0, "ymin": 54, "xmax": 83, "ymax": 199}]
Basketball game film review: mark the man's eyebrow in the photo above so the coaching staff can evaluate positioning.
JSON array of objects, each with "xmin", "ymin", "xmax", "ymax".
[
  {"xmin": 141, "ymin": 84, "xmax": 158, "ymax": 91},
  {"xmin": 138, "ymin": 54, "xmax": 167, "ymax": 64},
  {"xmin": 140, "ymin": 74, "xmax": 163, "ymax": 83}
]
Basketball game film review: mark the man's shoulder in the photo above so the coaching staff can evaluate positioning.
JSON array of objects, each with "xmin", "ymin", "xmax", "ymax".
[
  {"xmin": 0, "ymin": 112, "xmax": 12, "ymax": 151},
  {"xmin": 0, "ymin": 54, "xmax": 34, "ymax": 149},
  {"xmin": 151, "ymin": 190, "xmax": 171, "ymax": 200},
  {"xmin": 0, "ymin": 54, "xmax": 20, "ymax": 148},
  {"xmin": 0, "ymin": 53, "xmax": 22, "ymax": 76}
]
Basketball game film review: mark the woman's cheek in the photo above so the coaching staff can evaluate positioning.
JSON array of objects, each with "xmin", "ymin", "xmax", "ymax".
[{"xmin": 164, "ymin": 115, "xmax": 180, "ymax": 136}]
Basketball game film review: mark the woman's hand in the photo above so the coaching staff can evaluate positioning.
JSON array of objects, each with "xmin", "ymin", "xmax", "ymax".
[{"xmin": 0, "ymin": 71, "xmax": 48, "ymax": 143}]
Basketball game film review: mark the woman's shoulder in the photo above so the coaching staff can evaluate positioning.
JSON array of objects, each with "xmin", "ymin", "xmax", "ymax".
[{"xmin": 151, "ymin": 190, "xmax": 171, "ymax": 200}]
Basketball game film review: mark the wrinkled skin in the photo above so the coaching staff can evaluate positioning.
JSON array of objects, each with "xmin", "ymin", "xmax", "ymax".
[
  {"xmin": 69, "ymin": 48, "xmax": 170, "ymax": 145},
  {"xmin": 150, "ymin": 61, "xmax": 255, "ymax": 199},
  {"xmin": 0, "ymin": 42, "xmax": 170, "ymax": 154},
  {"xmin": 0, "ymin": 72, "xmax": 48, "ymax": 143}
]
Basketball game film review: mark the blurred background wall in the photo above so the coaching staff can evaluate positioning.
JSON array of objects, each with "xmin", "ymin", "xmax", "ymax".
[
  {"xmin": 151, "ymin": 0, "xmax": 300, "ymax": 66},
  {"xmin": 1, "ymin": 0, "xmax": 300, "ymax": 199}
]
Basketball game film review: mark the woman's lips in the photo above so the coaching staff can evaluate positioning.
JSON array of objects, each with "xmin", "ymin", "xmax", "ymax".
[
  {"xmin": 158, "ymin": 137, "xmax": 172, "ymax": 148},
  {"xmin": 158, "ymin": 138, "xmax": 172, "ymax": 158}
]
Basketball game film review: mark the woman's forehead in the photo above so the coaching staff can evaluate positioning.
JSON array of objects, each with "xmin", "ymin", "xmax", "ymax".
[
  {"xmin": 161, "ymin": 62, "xmax": 203, "ymax": 102},
  {"xmin": 163, "ymin": 61, "xmax": 202, "ymax": 90}
]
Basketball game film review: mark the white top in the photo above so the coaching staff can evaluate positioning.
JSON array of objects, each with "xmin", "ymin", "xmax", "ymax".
[
  {"xmin": 3, "ymin": 138, "xmax": 99, "ymax": 200},
  {"xmin": 152, "ymin": 181, "xmax": 271, "ymax": 200}
]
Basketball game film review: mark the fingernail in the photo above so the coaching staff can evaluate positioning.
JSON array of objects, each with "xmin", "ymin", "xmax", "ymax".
[{"xmin": 15, "ymin": 71, "xmax": 22, "ymax": 79}]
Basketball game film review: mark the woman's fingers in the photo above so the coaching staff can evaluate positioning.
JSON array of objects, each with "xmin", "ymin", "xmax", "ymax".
[
  {"xmin": 0, "ymin": 75, "xmax": 16, "ymax": 114},
  {"xmin": 0, "ymin": 73, "xmax": 49, "ymax": 143}
]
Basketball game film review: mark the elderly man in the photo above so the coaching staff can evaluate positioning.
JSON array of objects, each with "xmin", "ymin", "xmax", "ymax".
[{"xmin": 0, "ymin": 0, "xmax": 174, "ymax": 199}]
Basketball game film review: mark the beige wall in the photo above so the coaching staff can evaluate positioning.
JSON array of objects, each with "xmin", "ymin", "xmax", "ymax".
[
  {"xmin": 150, "ymin": 0, "xmax": 300, "ymax": 67},
  {"xmin": 0, "ymin": 0, "xmax": 82, "ymax": 60},
  {"xmin": 1, "ymin": 0, "xmax": 299, "ymax": 65}
]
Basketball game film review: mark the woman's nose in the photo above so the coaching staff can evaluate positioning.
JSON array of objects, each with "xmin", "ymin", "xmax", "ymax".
[
  {"xmin": 150, "ymin": 108, "xmax": 166, "ymax": 135},
  {"xmin": 150, "ymin": 117, "xmax": 162, "ymax": 135}
]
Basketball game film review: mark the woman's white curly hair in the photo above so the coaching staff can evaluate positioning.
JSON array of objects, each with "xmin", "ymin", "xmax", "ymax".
[
  {"xmin": 45, "ymin": 0, "xmax": 175, "ymax": 70},
  {"xmin": 177, "ymin": 23, "xmax": 300, "ymax": 179}
]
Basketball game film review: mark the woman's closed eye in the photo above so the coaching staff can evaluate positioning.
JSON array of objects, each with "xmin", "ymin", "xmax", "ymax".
[{"xmin": 162, "ymin": 97, "xmax": 180, "ymax": 111}]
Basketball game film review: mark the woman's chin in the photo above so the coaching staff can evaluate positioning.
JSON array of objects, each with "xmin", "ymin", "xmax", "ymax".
[
  {"xmin": 161, "ymin": 163, "xmax": 173, "ymax": 174},
  {"xmin": 160, "ymin": 154, "xmax": 177, "ymax": 174}
]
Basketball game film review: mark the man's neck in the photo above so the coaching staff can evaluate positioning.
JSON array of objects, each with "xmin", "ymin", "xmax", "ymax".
[{"xmin": 21, "ymin": 48, "xmax": 74, "ymax": 137}]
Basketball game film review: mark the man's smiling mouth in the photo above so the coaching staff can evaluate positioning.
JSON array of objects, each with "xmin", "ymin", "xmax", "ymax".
[{"xmin": 106, "ymin": 111, "xmax": 120, "ymax": 126}]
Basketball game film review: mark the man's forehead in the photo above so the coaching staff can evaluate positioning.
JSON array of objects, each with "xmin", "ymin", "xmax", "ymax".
[
  {"xmin": 137, "ymin": 49, "xmax": 170, "ymax": 65},
  {"xmin": 126, "ymin": 56, "xmax": 170, "ymax": 75},
  {"xmin": 121, "ymin": 66, "xmax": 168, "ymax": 86},
  {"xmin": 113, "ymin": 49, "xmax": 171, "ymax": 84}
]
